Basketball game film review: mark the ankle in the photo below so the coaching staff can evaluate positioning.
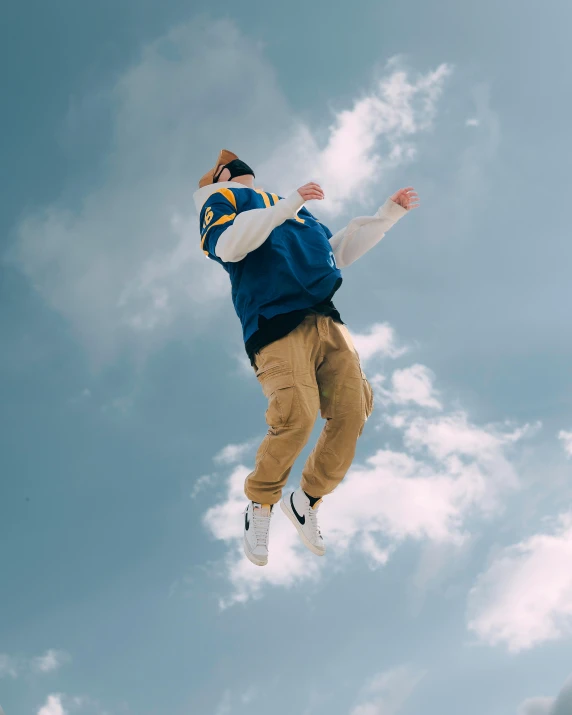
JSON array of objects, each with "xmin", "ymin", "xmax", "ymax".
[
  {"xmin": 252, "ymin": 501, "xmax": 273, "ymax": 511},
  {"xmin": 303, "ymin": 490, "xmax": 322, "ymax": 508}
]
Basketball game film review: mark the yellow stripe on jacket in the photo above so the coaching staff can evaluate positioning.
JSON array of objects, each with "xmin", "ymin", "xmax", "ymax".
[
  {"xmin": 212, "ymin": 188, "xmax": 237, "ymax": 211},
  {"xmin": 201, "ymin": 213, "xmax": 237, "ymax": 254}
]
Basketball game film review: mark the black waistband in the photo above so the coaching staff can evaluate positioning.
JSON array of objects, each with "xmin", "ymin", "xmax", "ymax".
[
  {"xmin": 245, "ymin": 301, "xmax": 343, "ymax": 366},
  {"xmin": 245, "ymin": 278, "xmax": 343, "ymax": 366}
]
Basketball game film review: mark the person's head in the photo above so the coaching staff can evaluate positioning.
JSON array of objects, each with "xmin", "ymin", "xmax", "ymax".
[
  {"xmin": 213, "ymin": 159, "xmax": 255, "ymax": 188},
  {"xmin": 198, "ymin": 149, "xmax": 256, "ymax": 189}
]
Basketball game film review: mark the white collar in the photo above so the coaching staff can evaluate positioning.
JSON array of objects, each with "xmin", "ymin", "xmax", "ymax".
[{"xmin": 193, "ymin": 181, "xmax": 254, "ymax": 214}]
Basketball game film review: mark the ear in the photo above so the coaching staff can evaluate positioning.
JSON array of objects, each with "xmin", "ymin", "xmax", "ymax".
[{"xmin": 215, "ymin": 166, "xmax": 232, "ymax": 183}]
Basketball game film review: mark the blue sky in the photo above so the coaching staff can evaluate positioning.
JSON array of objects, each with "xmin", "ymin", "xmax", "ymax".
[{"xmin": 1, "ymin": 1, "xmax": 572, "ymax": 714}]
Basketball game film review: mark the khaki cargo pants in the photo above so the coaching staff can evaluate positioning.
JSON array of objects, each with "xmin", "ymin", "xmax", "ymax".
[{"xmin": 245, "ymin": 314, "xmax": 374, "ymax": 505}]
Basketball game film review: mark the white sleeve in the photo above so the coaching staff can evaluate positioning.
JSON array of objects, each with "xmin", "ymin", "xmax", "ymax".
[
  {"xmin": 329, "ymin": 198, "xmax": 408, "ymax": 269},
  {"xmin": 215, "ymin": 190, "xmax": 305, "ymax": 263}
]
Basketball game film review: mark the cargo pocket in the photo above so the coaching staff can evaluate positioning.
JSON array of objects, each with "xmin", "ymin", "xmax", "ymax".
[
  {"xmin": 256, "ymin": 361, "xmax": 296, "ymax": 428},
  {"xmin": 363, "ymin": 377, "xmax": 374, "ymax": 420},
  {"xmin": 358, "ymin": 374, "xmax": 374, "ymax": 437}
]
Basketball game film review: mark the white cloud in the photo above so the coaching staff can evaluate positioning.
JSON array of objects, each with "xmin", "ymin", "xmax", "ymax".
[
  {"xmin": 351, "ymin": 666, "xmax": 425, "ymax": 715},
  {"xmin": 0, "ymin": 649, "xmax": 69, "ymax": 679},
  {"xmin": 350, "ymin": 323, "xmax": 407, "ymax": 364},
  {"xmin": 401, "ymin": 413, "xmax": 535, "ymax": 465},
  {"xmin": 32, "ymin": 649, "xmax": 68, "ymax": 674},
  {"xmin": 558, "ymin": 430, "xmax": 572, "ymax": 458},
  {"xmin": 326, "ymin": 409, "xmax": 523, "ymax": 550},
  {"xmin": 203, "ymin": 465, "xmax": 322, "ymax": 607},
  {"xmin": 36, "ymin": 693, "xmax": 111, "ymax": 715},
  {"xmin": 213, "ymin": 439, "xmax": 258, "ymax": 466},
  {"xmin": 518, "ymin": 697, "xmax": 556, "ymax": 715},
  {"xmin": 258, "ymin": 62, "xmax": 451, "ymax": 218},
  {"xmin": 203, "ymin": 328, "xmax": 532, "ymax": 605},
  {"xmin": 380, "ymin": 364, "xmax": 442, "ymax": 409},
  {"xmin": 468, "ymin": 513, "xmax": 572, "ymax": 652},
  {"xmin": 466, "ymin": 118, "xmax": 480, "ymax": 126},
  {"xmin": 191, "ymin": 474, "xmax": 215, "ymax": 499},
  {"xmin": 9, "ymin": 15, "xmax": 451, "ymax": 362},
  {"xmin": 9, "ymin": 19, "xmax": 289, "ymax": 363},
  {"xmin": 38, "ymin": 694, "xmax": 66, "ymax": 715}
]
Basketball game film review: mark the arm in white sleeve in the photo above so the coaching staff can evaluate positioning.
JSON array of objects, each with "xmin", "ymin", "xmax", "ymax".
[
  {"xmin": 329, "ymin": 198, "xmax": 408, "ymax": 269},
  {"xmin": 215, "ymin": 190, "xmax": 305, "ymax": 263}
]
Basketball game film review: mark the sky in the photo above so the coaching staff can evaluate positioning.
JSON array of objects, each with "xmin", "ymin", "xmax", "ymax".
[{"xmin": 1, "ymin": 0, "xmax": 572, "ymax": 713}]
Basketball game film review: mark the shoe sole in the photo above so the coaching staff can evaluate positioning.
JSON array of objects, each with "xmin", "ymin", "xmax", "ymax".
[
  {"xmin": 280, "ymin": 496, "xmax": 326, "ymax": 556},
  {"xmin": 243, "ymin": 534, "xmax": 268, "ymax": 567}
]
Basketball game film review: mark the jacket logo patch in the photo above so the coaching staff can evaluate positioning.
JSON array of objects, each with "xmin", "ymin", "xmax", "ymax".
[{"xmin": 202, "ymin": 207, "xmax": 214, "ymax": 231}]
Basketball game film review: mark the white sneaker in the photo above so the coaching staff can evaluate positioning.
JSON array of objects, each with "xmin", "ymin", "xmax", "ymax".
[
  {"xmin": 281, "ymin": 488, "xmax": 326, "ymax": 556},
  {"xmin": 243, "ymin": 502, "xmax": 273, "ymax": 566}
]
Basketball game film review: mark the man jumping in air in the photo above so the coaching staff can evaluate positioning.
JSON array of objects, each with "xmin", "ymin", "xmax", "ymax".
[{"xmin": 194, "ymin": 150, "xmax": 419, "ymax": 566}]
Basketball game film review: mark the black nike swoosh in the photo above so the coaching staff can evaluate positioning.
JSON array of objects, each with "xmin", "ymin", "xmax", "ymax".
[
  {"xmin": 290, "ymin": 493, "xmax": 305, "ymax": 525},
  {"xmin": 245, "ymin": 510, "xmax": 250, "ymax": 531}
]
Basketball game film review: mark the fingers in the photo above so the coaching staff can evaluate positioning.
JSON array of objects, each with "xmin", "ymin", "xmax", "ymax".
[
  {"xmin": 399, "ymin": 188, "xmax": 418, "ymax": 200},
  {"xmin": 392, "ymin": 187, "xmax": 420, "ymax": 210},
  {"xmin": 407, "ymin": 193, "xmax": 420, "ymax": 209},
  {"xmin": 304, "ymin": 183, "xmax": 324, "ymax": 198},
  {"xmin": 298, "ymin": 181, "xmax": 325, "ymax": 200}
]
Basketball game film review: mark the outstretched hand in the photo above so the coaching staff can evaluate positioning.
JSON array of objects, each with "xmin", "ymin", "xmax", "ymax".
[
  {"xmin": 298, "ymin": 182, "xmax": 325, "ymax": 201},
  {"xmin": 390, "ymin": 187, "xmax": 420, "ymax": 211}
]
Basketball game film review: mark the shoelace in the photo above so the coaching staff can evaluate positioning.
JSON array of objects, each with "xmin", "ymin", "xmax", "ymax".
[
  {"xmin": 253, "ymin": 509, "xmax": 271, "ymax": 544},
  {"xmin": 307, "ymin": 505, "xmax": 323, "ymax": 539}
]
